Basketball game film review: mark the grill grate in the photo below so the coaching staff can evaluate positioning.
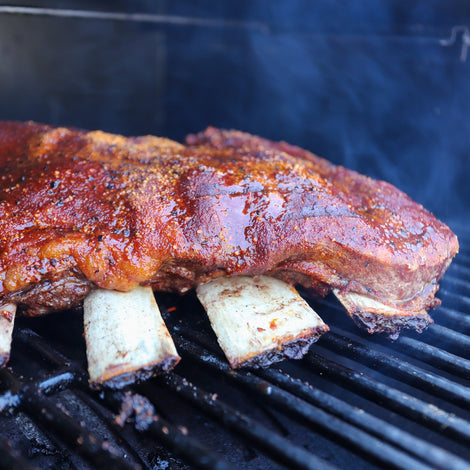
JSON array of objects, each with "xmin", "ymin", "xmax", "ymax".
[{"xmin": 0, "ymin": 229, "xmax": 469, "ymax": 469}]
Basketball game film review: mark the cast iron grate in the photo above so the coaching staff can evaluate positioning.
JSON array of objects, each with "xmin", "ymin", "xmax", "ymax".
[{"xmin": 0, "ymin": 228, "xmax": 469, "ymax": 470}]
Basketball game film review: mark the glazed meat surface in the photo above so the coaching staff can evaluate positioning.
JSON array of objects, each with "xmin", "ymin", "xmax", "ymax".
[{"xmin": 0, "ymin": 122, "xmax": 458, "ymax": 334}]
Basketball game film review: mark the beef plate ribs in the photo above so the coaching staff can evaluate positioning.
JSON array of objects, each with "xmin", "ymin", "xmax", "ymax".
[{"xmin": 0, "ymin": 121, "xmax": 458, "ymax": 340}]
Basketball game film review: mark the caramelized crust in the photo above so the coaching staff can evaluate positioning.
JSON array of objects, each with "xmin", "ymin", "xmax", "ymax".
[{"xmin": 0, "ymin": 122, "xmax": 458, "ymax": 325}]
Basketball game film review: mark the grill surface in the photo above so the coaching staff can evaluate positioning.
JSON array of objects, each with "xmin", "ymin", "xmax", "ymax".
[
  {"xmin": 0, "ymin": 2, "xmax": 468, "ymax": 469},
  {"xmin": 0, "ymin": 226, "xmax": 467, "ymax": 470}
]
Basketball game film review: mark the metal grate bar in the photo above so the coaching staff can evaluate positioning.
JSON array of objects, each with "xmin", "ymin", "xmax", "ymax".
[
  {"xmin": 322, "ymin": 329, "xmax": 470, "ymax": 408},
  {"xmin": 142, "ymin": 415, "xmax": 238, "ymax": 470},
  {"xmin": 100, "ymin": 390, "xmax": 238, "ymax": 470},
  {"xmin": 441, "ymin": 273, "xmax": 470, "ymax": 290},
  {"xmin": 305, "ymin": 351, "xmax": 470, "ymax": 445},
  {"xmin": 0, "ymin": 367, "xmax": 81, "ymax": 414},
  {"xmin": 84, "ymin": 388, "xmax": 239, "ymax": 470},
  {"xmin": 12, "ymin": 329, "xmax": 242, "ymax": 470},
  {"xmin": 72, "ymin": 390, "xmax": 153, "ymax": 470},
  {"xmin": 434, "ymin": 306, "xmax": 470, "ymax": 329},
  {"xmin": 395, "ymin": 335, "xmax": 470, "ymax": 379},
  {"xmin": 0, "ymin": 438, "xmax": 38, "ymax": 470},
  {"xmin": 439, "ymin": 288, "xmax": 470, "ymax": 307},
  {"xmin": 448, "ymin": 263, "xmax": 470, "ymax": 280},
  {"xmin": 3, "ymin": 328, "xmax": 240, "ymax": 470},
  {"xmin": 253, "ymin": 366, "xmax": 469, "ymax": 470},
  {"xmin": 154, "ymin": 373, "xmax": 337, "ymax": 470},
  {"xmin": 14, "ymin": 328, "xmax": 75, "ymax": 369},
  {"xmin": 22, "ymin": 393, "xmax": 139, "ymax": 470},
  {"xmin": 0, "ymin": 368, "xmax": 139, "ymax": 470},
  {"xmin": 173, "ymin": 333, "xmax": 469, "ymax": 470},
  {"xmin": 425, "ymin": 324, "xmax": 470, "ymax": 355},
  {"xmin": 453, "ymin": 253, "xmax": 470, "ymax": 265}
]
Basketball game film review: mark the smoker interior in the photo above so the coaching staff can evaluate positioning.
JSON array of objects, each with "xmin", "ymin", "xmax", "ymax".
[
  {"xmin": 2, "ymin": 244, "xmax": 470, "ymax": 470},
  {"xmin": 1, "ymin": 2, "xmax": 470, "ymax": 469}
]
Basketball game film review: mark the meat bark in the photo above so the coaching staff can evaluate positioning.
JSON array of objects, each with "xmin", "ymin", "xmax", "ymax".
[{"xmin": 0, "ymin": 122, "xmax": 458, "ymax": 336}]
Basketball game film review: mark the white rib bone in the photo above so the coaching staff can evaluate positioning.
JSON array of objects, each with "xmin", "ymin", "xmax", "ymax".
[
  {"xmin": 197, "ymin": 275, "xmax": 329, "ymax": 368},
  {"xmin": 84, "ymin": 286, "xmax": 180, "ymax": 388},
  {"xmin": 334, "ymin": 289, "xmax": 403, "ymax": 316},
  {"xmin": 0, "ymin": 303, "xmax": 15, "ymax": 367},
  {"xmin": 333, "ymin": 288, "xmax": 431, "ymax": 338}
]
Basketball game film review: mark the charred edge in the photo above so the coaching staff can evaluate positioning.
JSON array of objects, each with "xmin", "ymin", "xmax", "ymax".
[
  {"xmin": 89, "ymin": 355, "xmax": 181, "ymax": 390},
  {"xmin": 6, "ymin": 269, "xmax": 92, "ymax": 317},
  {"xmin": 233, "ymin": 324, "xmax": 329, "ymax": 369},
  {"xmin": 349, "ymin": 310, "xmax": 433, "ymax": 340}
]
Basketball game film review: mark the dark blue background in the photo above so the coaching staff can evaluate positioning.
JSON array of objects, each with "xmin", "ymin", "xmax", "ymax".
[{"xmin": 0, "ymin": 1, "xmax": 468, "ymax": 228}]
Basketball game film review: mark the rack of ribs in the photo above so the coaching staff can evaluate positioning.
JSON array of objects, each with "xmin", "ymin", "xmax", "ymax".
[{"xmin": 0, "ymin": 121, "xmax": 458, "ymax": 387}]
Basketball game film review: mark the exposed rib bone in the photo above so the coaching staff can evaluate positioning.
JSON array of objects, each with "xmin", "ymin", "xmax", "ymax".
[
  {"xmin": 196, "ymin": 275, "xmax": 329, "ymax": 368},
  {"xmin": 84, "ymin": 286, "xmax": 180, "ymax": 389},
  {"xmin": 333, "ymin": 289, "xmax": 432, "ymax": 339},
  {"xmin": 0, "ymin": 303, "xmax": 16, "ymax": 367}
]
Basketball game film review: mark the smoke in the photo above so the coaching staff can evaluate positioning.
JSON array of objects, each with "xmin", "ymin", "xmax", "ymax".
[
  {"xmin": 0, "ymin": 1, "xmax": 468, "ymax": 226},
  {"xmin": 161, "ymin": 1, "xmax": 470, "ymax": 226},
  {"xmin": 241, "ymin": 3, "xmax": 470, "ymax": 225}
]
